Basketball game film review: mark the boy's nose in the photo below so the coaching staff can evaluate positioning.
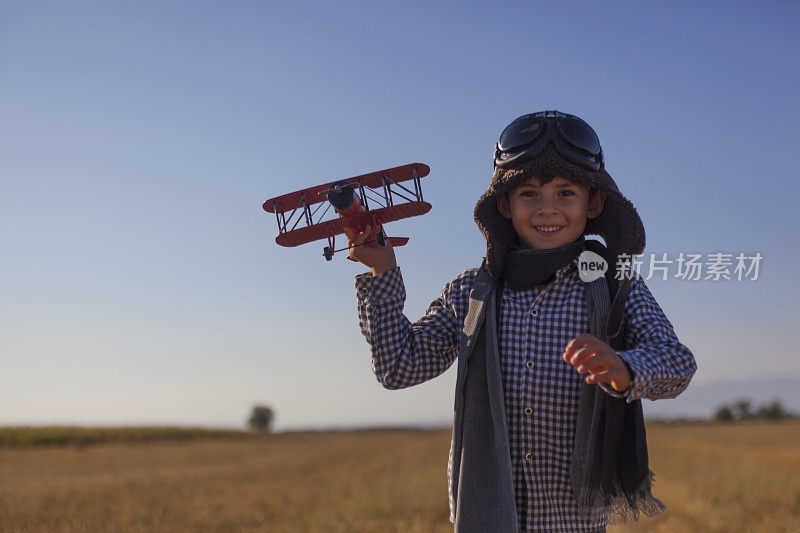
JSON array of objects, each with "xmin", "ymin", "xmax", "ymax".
[{"xmin": 537, "ymin": 197, "xmax": 559, "ymax": 214}]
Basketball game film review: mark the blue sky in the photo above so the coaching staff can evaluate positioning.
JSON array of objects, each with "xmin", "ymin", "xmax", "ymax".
[{"xmin": 1, "ymin": 1, "xmax": 798, "ymax": 429}]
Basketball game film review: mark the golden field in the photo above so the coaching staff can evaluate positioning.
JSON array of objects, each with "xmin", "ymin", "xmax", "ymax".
[{"xmin": 1, "ymin": 421, "xmax": 799, "ymax": 532}]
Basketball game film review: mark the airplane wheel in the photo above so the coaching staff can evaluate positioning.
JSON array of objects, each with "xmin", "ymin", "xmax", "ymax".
[
  {"xmin": 323, "ymin": 247, "xmax": 333, "ymax": 261},
  {"xmin": 378, "ymin": 231, "xmax": 387, "ymax": 246}
]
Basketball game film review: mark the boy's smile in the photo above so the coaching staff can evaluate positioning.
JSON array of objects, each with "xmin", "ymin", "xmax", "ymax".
[{"xmin": 497, "ymin": 176, "xmax": 605, "ymax": 250}]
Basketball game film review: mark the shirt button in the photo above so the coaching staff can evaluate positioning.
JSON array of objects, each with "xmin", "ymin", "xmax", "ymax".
[
  {"xmin": 525, "ymin": 452, "xmax": 533, "ymax": 461},
  {"xmin": 525, "ymin": 361, "xmax": 534, "ymax": 369},
  {"xmin": 524, "ymin": 407, "xmax": 533, "ymax": 416},
  {"xmin": 530, "ymin": 309, "xmax": 539, "ymax": 317}
]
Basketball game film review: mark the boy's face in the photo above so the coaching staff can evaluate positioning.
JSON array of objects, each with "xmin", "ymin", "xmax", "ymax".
[{"xmin": 497, "ymin": 176, "xmax": 605, "ymax": 250}]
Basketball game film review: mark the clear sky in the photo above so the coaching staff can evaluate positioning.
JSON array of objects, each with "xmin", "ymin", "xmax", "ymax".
[{"xmin": 1, "ymin": 1, "xmax": 798, "ymax": 430}]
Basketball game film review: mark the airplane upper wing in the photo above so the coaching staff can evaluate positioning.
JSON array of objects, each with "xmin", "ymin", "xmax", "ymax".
[
  {"xmin": 263, "ymin": 162, "xmax": 430, "ymax": 214},
  {"xmin": 275, "ymin": 201, "xmax": 432, "ymax": 247}
]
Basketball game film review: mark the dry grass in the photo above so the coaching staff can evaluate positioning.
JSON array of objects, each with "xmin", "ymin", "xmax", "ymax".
[
  {"xmin": 0, "ymin": 421, "xmax": 798, "ymax": 532},
  {"xmin": 608, "ymin": 420, "xmax": 800, "ymax": 533},
  {"xmin": 0, "ymin": 430, "xmax": 453, "ymax": 532}
]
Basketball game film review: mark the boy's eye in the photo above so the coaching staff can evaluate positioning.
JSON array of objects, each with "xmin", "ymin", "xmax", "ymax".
[
  {"xmin": 558, "ymin": 190, "xmax": 576, "ymax": 197},
  {"xmin": 520, "ymin": 190, "xmax": 538, "ymax": 197}
]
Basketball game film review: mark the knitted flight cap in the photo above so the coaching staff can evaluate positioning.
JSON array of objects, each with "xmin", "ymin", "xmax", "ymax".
[{"xmin": 474, "ymin": 117, "xmax": 645, "ymax": 278}]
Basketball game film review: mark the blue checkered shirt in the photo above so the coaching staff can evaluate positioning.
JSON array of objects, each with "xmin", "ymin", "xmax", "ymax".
[{"xmin": 355, "ymin": 260, "xmax": 696, "ymax": 532}]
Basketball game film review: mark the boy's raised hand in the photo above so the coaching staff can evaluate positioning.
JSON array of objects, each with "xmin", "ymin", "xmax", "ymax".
[
  {"xmin": 343, "ymin": 224, "xmax": 397, "ymax": 276},
  {"xmin": 563, "ymin": 334, "xmax": 632, "ymax": 393}
]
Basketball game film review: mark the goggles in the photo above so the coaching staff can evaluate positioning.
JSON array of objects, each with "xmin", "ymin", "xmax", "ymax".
[{"xmin": 494, "ymin": 111, "xmax": 604, "ymax": 171}]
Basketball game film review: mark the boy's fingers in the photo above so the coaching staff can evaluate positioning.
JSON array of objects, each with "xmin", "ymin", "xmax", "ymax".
[
  {"xmin": 566, "ymin": 341, "xmax": 600, "ymax": 367},
  {"xmin": 586, "ymin": 374, "xmax": 607, "ymax": 385},
  {"xmin": 579, "ymin": 354, "xmax": 611, "ymax": 376},
  {"xmin": 564, "ymin": 334, "xmax": 597, "ymax": 360},
  {"xmin": 564, "ymin": 336, "xmax": 630, "ymax": 390},
  {"xmin": 565, "ymin": 334, "xmax": 594, "ymax": 351},
  {"xmin": 361, "ymin": 225, "xmax": 373, "ymax": 244},
  {"xmin": 570, "ymin": 347, "xmax": 623, "ymax": 378},
  {"xmin": 347, "ymin": 225, "xmax": 372, "ymax": 247}
]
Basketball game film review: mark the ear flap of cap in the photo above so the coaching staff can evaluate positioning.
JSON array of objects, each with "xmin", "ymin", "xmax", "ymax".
[
  {"xmin": 474, "ymin": 189, "xmax": 518, "ymax": 278},
  {"xmin": 584, "ymin": 187, "xmax": 645, "ymax": 261}
]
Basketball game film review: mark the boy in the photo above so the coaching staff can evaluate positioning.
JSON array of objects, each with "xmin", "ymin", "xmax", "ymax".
[{"xmin": 345, "ymin": 111, "xmax": 696, "ymax": 532}]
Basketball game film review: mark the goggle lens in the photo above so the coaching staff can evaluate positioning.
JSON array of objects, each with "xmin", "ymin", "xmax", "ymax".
[
  {"xmin": 556, "ymin": 117, "xmax": 601, "ymax": 157},
  {"xmin": 498, "ymin": 116, "xmax": 545, "ymax": 152}
]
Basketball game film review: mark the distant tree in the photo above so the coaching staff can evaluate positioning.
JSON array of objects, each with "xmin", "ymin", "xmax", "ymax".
[
  {"xmin": 713, "ymin": 398, "xmax": 797, "ymax": 422},
  {"xmin": 713, "ymin": 405, "xmax": 734, "ymax": 422},
  {"xmin": 732, "ymin": 399, "xmax": 753, "ymax": 420},
  {"xmin": 248, "ymin": 405, "xmax": 274, "ymax": 432},
  {"xmin": 756, "ymin": 400, "xmax": 788, "ymax": 420}
]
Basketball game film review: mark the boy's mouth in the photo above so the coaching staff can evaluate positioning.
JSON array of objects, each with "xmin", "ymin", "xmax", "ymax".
[{"xmin": 534, "ymin": 226, "xmax": 564, "ymax": 234}]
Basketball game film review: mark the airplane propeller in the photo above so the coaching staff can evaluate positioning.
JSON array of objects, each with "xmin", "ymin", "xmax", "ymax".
[{"xmin": 318, "ymin": 181, "xmax": 358, "ymax": 197}]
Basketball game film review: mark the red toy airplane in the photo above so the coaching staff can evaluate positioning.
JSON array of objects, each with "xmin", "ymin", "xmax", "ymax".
[{"xmin": 263, "ymin": 163, "xmax": 431, "ymax": 260}]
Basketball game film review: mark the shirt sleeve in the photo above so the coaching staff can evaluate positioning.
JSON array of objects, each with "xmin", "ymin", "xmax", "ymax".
[
  {"xmin": 355, "ymin": 266, "xmax": 465, "ymax": 390},
  {"xmin": 613, "ymin": 275, "xmax": 697, "ymax": 402}
]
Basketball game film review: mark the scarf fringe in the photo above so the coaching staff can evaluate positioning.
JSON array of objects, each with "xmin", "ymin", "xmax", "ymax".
[{"xmin": 577, "ymin": 470, "xmax": 665, "ymax": 524}]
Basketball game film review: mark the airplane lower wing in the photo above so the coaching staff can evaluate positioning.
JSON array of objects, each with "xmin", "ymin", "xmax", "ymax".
[{"xmin": 275, "ymin": 201, "xmax": 431, "ymax": 247}]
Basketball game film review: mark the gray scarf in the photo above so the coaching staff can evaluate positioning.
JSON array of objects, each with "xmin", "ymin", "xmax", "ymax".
[{"xmin": 450, "ymin": 243, "xmax": 662, "ymax": 532}]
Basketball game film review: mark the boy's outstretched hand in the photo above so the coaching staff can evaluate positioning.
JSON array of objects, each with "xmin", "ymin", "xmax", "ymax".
[
  {"xmin": 563, "ymin": 334, "xmax": 632, "ymax": 393},
  {"xmin": 343, "ymin": 224, "xmax": 397, "ymax": 277}
]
